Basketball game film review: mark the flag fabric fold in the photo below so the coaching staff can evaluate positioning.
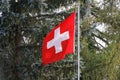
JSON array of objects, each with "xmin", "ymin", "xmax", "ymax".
[{"xmin": 42, "ymin": 12, "xmax": 76, "ymax": 66}]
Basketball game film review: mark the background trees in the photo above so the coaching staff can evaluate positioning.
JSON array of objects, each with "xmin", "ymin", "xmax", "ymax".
[
  {"xmin": 81, "ymin": 0, "xmax": 120, "ymax": 80},
  {"xmin": 0, "ymin": 0, "xmax": 120, "ymax": 80}
]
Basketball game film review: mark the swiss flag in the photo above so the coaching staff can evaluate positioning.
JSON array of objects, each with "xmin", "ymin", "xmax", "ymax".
[{"xmin": 42, "ymin": 12, "xmax": 76, "ymax": 66}]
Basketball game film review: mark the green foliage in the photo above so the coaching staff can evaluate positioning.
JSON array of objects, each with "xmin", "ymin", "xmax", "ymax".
[
  {"xmin": 0, "ymin": 0, "xmax": 78, "ymax": 80},
  {"xmin": 0, "ymin": 0, "xmax": 120, "ymax": 80},
  {"xmin": 80, "ymin": 0, "xmax": 120, "ymax": 80}
]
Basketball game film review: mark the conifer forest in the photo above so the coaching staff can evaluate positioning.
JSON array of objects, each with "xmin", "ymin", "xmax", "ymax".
[{"xmin": 0, "ymin": 0, "xmax": 120, "ymax": 80}]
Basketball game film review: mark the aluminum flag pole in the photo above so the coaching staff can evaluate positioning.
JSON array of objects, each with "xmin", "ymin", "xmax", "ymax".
[{"xmin": 77, "ymin": 2, "xmax": 80, "ymax": 80}]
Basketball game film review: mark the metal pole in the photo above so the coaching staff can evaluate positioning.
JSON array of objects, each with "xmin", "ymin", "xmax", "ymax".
[{"xmin": 77, "ymin": 1, "xmax": 80, "ymax": 80}]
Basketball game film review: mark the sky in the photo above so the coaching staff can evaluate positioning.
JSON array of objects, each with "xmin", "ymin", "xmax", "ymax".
[{"xmin": 0, "ymin": 12, "xmax": 2, "ymax": 17}]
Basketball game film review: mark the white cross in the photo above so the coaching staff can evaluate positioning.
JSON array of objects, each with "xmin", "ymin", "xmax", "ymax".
[{"xmin": 47, "ymin": 27, "xmax": 69, "ymax": 54}]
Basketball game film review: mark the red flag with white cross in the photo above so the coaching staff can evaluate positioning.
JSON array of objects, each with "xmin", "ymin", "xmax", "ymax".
[{"xmin": 42, "ymin": 12, "xmax": 76, "ymax": 66}]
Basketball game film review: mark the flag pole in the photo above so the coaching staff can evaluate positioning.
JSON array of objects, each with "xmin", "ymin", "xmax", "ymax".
[{"xmin": 77, "ymin": 1, "xmax": 80, "ymax": 80}]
